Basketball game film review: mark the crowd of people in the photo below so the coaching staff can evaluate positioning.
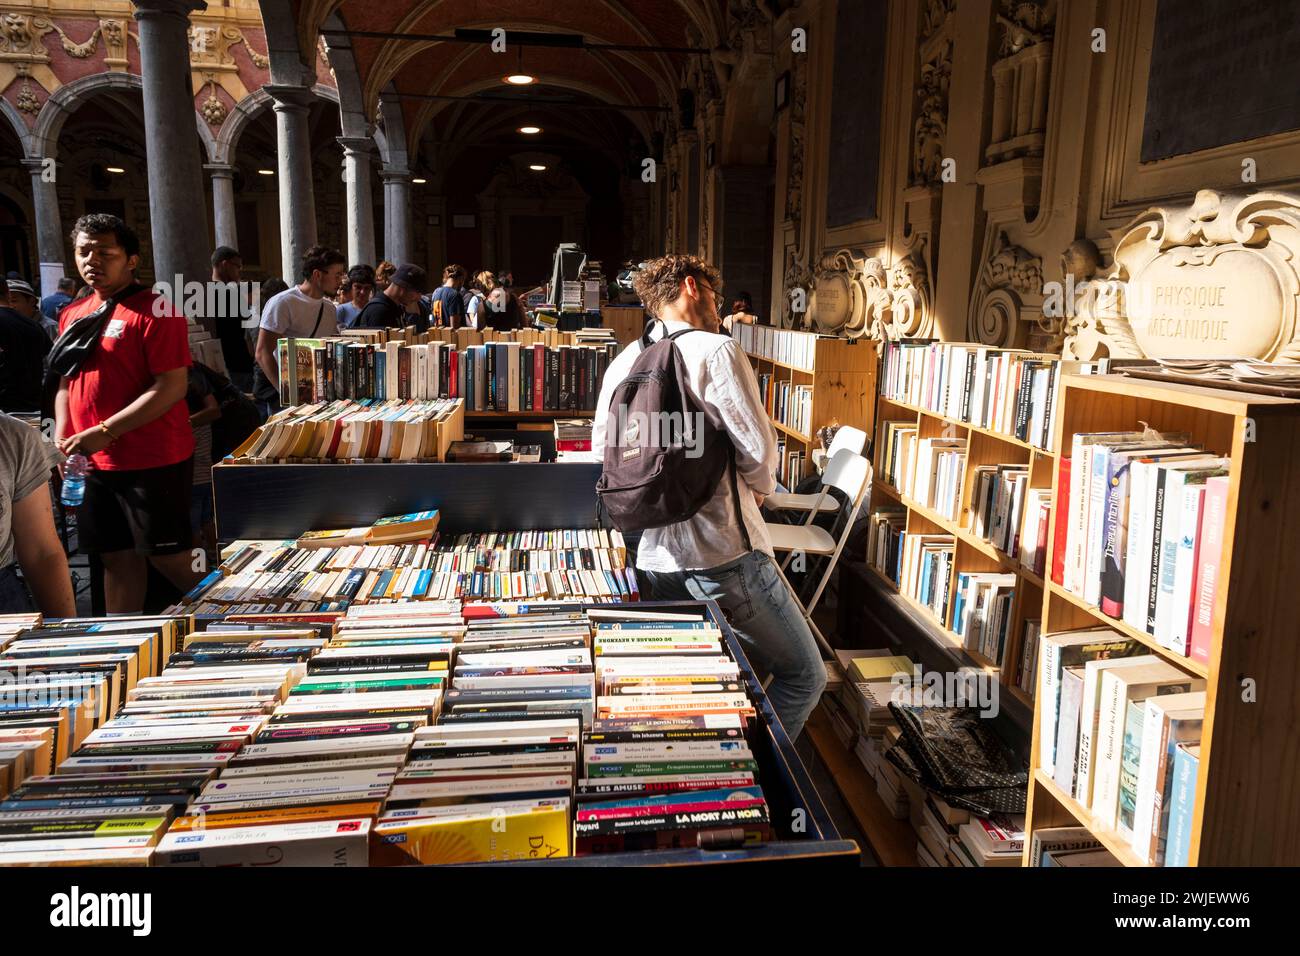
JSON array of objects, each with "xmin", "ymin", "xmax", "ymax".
[{"xmin": 1, "ymin": 228, "xmax": 812, "ymax": 734}]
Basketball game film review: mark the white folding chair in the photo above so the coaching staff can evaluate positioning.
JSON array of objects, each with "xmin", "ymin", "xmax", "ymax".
[
  {"xmin": 762, "ymin": 449, "xmax": 873, "ymax": 658},
  {"xmin": 766, "ymin": 425, "xmax": 867, "ymax": 515}
]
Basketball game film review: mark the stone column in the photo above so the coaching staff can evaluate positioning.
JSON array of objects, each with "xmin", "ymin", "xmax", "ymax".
[
  {"xmin": 205, "ymin": 163, "xmax": 238, "ymax": 250},
  {"xmin": 338, "ymin": 136, "xmax": 376, "ymax": 266},
  {"xmin": 132, "ymin": 0, "xmax": 211, "ymax": 296},
  {"xmin": 265, "ymin": 84, "xmax": 318, "ymax": 283},
  {"xmin": 22, "ymin": 157, "xmax": 66, "ymax": 296},
  {"xmin": 380, "ymin": 167, "xmax": 412, "ymax": 264}
]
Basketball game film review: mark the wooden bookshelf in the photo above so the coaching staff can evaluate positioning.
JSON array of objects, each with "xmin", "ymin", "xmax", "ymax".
[
  {"xmin": 868, "ymin": 393, "xmax": 1051, "ymax": 707},
  {"xmin": 1021, "ymin": 372, "xmax": 1300, "ymax": 866},
  {"xmin": 740, "ymin": 332, "xmax": 877, "ymax": 479}
]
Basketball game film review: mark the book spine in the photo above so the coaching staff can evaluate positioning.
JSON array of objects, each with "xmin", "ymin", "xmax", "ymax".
[
  {"xmin": 1099, "ymin": 456, "xmax": 1131, "ymax": 619},
  {"xmin": 1131, "ymin": 698, "xmax": 1170, "ymax": 863},
  {"xmin": 1122, "ymin": 460, "xmax": 1151, "ymax": 633},
  {"xmin": 1083, "ymin": 446, "xmax": 1110, "ymax": 606},
  {"xmin": 1153, "ymin": 469, "xmax": 1187, "ymax": 647},
  {"xmin": 1189, "ymin": 475, "xmax": 1228, "ymax": 666},
  {"xmin": 1145, "ymin": 467, "xmax": 1170, "ymax": 635},
  {"xmin": 1165, "ymin": 745, "xmax": 1199, "ymax": 866},
  {"xmin": 1039, "ymin": 638, "xmax": 1061, "ymax": 776},
  {"xmin": 1168, "ymin": 483, "xmax": 1205, "ymax": 656},
  {"xmin": 1051, "ymin": 456, "xmax": 1070, "ymax": 587}
]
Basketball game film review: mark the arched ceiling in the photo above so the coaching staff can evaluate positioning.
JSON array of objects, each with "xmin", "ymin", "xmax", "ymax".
[{"xmin": 275, "ymin": 0, "xmax": 731, "ymax": 160}]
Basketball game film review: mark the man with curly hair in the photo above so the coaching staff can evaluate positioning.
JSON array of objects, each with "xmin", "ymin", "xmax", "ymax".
[{"xmin": 592, "ymin": 254, "xmax": 826, "ymax": 739}]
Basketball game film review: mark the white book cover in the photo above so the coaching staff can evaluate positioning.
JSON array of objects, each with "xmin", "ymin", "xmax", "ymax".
[
  {"xmin": 1075, "ymin": 655, "xmax": 1157, "ymax": 805},
  {"xmin": 1131, "ymin": 691, "xmax": 1204, "ymax": 863},
  {"xmin": 1168, "ymin": 483, "xmax": 1207, "ymax": 655}
]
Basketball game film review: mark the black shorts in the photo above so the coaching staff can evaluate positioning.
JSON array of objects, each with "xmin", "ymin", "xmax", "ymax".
[{"xmin": 79, "ymin": 458, "xmax": 194, "ymax": 556}]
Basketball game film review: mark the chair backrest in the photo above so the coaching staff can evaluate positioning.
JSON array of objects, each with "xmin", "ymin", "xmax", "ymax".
[
  {"xmin": 826, "ymin": 425, "xmax": 867, "ymax": 459},
  {"xmin": 822, "ymin": 448, "xmax": 872, "ymax": 505}
]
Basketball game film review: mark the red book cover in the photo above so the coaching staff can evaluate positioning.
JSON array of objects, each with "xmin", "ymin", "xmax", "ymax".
[
  {"xmin": 534, "ymin": 344, "xmax": 546, "ymax": 410},
  {"xmin": 449, "ymin": 349, "xmax": 459, "ymax": 398},
  {"xmin": 1051, "ymin": 456, "xmax": 1071, "ymax": 587},
  {"xmin": 1190, "ymin": 474, "xmax": 1229, "ymax": 665}
]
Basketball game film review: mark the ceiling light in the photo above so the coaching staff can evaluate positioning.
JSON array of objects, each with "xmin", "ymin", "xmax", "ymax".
[
  {"xmin": 258, "ymin": 168, "xmax": 274, "ymax": 176},
  {"xmin": 412, "ymin": 177, "xmax": 427, "ymax": 184},
  {"xmin": 504, "ymin": 74, "xmax": 535, "ymax": 85},
  {"xmin": 105, "ymin": 166, "xmax": 125, "ymax": 174},
  {"xmin": 529, "ymin": 164, "xmax": 547, "ymax": 171},
  {"xmin": 518, "ymin": 126, "xmax": 542, "ymax": 135}
]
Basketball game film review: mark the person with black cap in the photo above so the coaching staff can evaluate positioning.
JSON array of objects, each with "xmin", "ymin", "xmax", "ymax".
[
  {"xmin": 0, "ymin": 276, "xmax": 50, "ymax": 412},
  {"xmin": 357, "ymin": 264, "xmax": 431, "ymax": 333}
]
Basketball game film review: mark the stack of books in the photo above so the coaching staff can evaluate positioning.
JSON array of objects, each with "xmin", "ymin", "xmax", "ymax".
[
  {"xmin": 170, "ymin": 528, "xmax": 636, "ymax": 615},
  {"xmin": 879, "ymin": 341, "xmax": 1106, "ymax": 453},
  {"xmin": 1057, "ymin": 430, "xmax": 1230, "ymax": 660},
  {"xmin": 229, "ymin": 398, "xmax": 462, "ymax": 463},
  {"xmin": 574, "ymin": 608, "xmax": 770, "ymax": 853},
  {"xmin": 372, "ymin": 603, "xmax": 594, "ymax": 863},
  {"xmin": 1038, "ymin": 627, "xmax": 1206, "ymax": 864},
  {"xmin": 277, "ymin": 336, "xmax": 616, "ymax": 412},
  {"xmin": 733, "ymin": 324, "xmax": 818, "ymax": 371}
]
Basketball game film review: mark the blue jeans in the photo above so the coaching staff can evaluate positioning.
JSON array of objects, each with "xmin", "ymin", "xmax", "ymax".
[{"xmin": 639, "ymin": 551, "xmax": 826, "ymax": 740}]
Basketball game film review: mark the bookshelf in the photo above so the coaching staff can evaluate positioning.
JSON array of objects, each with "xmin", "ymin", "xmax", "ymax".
[
  {"xmin": 737, "ymin": 327, "xmax": 877, "ymax": 482},
  {"xmin": 869, "ymin": 391, "xmax": 1052, "ymax": 709},
  {"xmin": 1023, "ymin": 372, "xmax": 1300, "ymax": 866}
]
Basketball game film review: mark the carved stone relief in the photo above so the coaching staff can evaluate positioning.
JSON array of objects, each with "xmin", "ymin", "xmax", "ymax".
[
  {"xmin": 912, "ymin": 1, "xmax": 953, "ymax": 190},
  {"xmin": 987, "ymin": 0, "xmax": 1055, "ymax": 163},
  {"xmin": 968, "ymin": 230, "xmax": 1042, "ymax": 346},
  {"xmin": 1064, "ymin": 190, "xmax": 1300, "ymax": 363},
  {"xmin": 802, "ymin": 246, "xmax": 934, "ymax": 341}
]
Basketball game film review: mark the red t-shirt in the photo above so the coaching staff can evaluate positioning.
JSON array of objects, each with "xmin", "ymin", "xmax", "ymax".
[{"xmin": 59, "ymin": 288, "xmax": 193, "ymax": 471}]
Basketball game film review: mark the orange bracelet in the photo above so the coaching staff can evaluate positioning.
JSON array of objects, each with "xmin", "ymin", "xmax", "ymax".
[{"xmin": 98, "ymin": 421, "xmax": 118, "ymax": 442}]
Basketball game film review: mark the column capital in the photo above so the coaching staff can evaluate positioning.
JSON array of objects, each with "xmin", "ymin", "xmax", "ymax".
[
  {"xmin": 379, "ymin": 167, "xmax": 412, "ymax": 184},
  {"xmin": 264, "ymin": 84, "xmax": 316, "ymax": 112},
  {"xmin": 131, "ymin": 0, "xmax": 208, "ymax": 22},
  {"xmin": 203, "ymin": 162, "xmax": 236, "ymax": 179},
  {"xmin": 337, "ymin": 136, "xmax": 376, "ymax": 158}
]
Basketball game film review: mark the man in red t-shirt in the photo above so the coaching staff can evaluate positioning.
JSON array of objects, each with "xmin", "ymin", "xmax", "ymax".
[{"xmin": 55, "ymin": 214, "xmax": 200, "ymax": 613}]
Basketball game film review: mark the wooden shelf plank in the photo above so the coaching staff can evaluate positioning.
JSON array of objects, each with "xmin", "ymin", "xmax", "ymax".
[
  {"xmin": 804, "ymin": 706, "xmax": 918, "ymax": 867},
  {"xmin": 1045, "ymin": 581, "xmax": 1210, "ymax": 680},
  {"xmin": 771, "ymin": 418, "xmax": 813, "ymax": 443},
  {"xmin": 1031, "ymin": 770, "xmax": 1150, "ymax": 867}
]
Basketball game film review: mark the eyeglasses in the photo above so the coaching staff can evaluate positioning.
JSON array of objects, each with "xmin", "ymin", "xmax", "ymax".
[{"xmin": 697, "ymin": 280, "xmax": 724, "ymax": 303}]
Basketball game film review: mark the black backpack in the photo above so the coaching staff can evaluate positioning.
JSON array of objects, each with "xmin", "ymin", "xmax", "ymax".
[{"xmin": 595, "ymin": 325, "xmax": 751, "ymax": 544}]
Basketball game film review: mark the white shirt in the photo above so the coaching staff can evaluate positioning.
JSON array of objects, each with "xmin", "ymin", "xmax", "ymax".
[
  {"xmin": 259, "ymin": 287, "xmax": 338, "ymax": 338},
  {"xmin": 593, "ymin": 319, "xmax": 778, "ymax": 572}
]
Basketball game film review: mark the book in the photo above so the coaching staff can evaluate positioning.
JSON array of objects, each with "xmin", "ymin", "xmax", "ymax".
[
  {"xmin": 1165, "ymin": 743, "xmax": 1200, "ymax": 866},
  {"xmin": 1131, "ymin": 691, "xmax": 1204, "ymax": 865},
  {"xmin": 1189, "ymin": 475, "xmax": 1229, "ymax": 665}
]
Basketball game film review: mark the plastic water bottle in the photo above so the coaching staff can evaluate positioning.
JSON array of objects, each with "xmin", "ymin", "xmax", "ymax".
[{"xmin": 61, "ymin": 454, "xmax": 88, "ymax": 507}]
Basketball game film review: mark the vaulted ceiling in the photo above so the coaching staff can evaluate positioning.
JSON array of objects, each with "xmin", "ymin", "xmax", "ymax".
[{"xmin": 270, "ymin": 0, "xmax": 732, "ymax": 169}]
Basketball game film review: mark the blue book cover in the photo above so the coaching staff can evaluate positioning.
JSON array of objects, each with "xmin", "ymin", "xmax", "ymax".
[{"xmin": 1165, "ymin": 743, "xmax": 1200, "ymax": 866}]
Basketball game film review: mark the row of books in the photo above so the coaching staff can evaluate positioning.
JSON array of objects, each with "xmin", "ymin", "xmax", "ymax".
[
  {"xmin": 278, "ymin": 336, "xmax": 614, "ymax": 411},
  {"xmin": 968, "ymin": 464, "xmax": 1051, "ymax": 576},
  {"xmin": 231, "ymin": 398, "xmax": 463, "ymax": 463},
  {"xmin": 1057, "ymin": 430, "xmax": 1230, "ymax": 661},
  {"xmin": 879, "ymin": 340, "xmax": 1105, "ymax": 453},
  {"xmin": 865, "ymin": 507, "xmax": 907, "ymax": 587},
  {"xmin": 733, "ymin": 323, "xmax": 820, "ymax": 371},
  {"xmin": 171, "ymin": 528, "xmax": 637, "ymax": 614},
  {"xmin": 900, "ymin": 534, "xmax": 955, "ymax": 624},
  {"xmin": 908, "ymin": 438, "xmax": 965, "ymax": 522},
  {"xmin": 756, "ymin": 374, "xmax": 813, "ymax": 437},
  {"xmin": 1014, "ymin": 620, "xmax": 1040, "ymax": 698},
  {"xmin": 952, "ymin": 572, "xmax": 1016, "ymax": 669},
  {"xmin": 1039, "ymin": 628, "xmax": 1206, "ymax": 865}
]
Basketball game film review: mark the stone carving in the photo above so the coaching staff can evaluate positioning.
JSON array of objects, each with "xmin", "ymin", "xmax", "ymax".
[
  {"xmin": 185, "ymin": 24, "xmax": 269, "ymax": 71},
  {"xmin": 912, "ymin": 43, "xmax": 952, "ymax": 186},
  {"xmin": 784, "ymin": 55, "xmax": 808, "ymax": 224},
  {"xmin": 968, "ymin": 232, "xmax": 1042, "ymax": 346},
  {"xmin": 100, "ymin": 19, "xmax": 128, "ymax": 66},
  {"xmin": 1065, "ymin": 190, "xmax": 1300, "ymax": 363},
  {"xmin": 923, "ymin": 0, "xmax": 955, "ymax": 40},
  {"xmin": 201, "ymin": 77, "xmax": 228, "ymax": 126},
  {"xmin": 987, "ymin": 0, "xmax": 1055, "ymax": 163},
  {"xmin": 782, "ymin": 246, "xmax": 813, "ymax": 330},
  {"xmin": 14, "ymin": 63, "xmax": 39, "ymax": 113},
  {"xmin": 1058, "ymin": 238, "xmax": 1124, "ymax": 361},
  {"xmin": 889, "ymin": 248, "xmax": 934, "ymax": 339},
  {"xmin": 0, "ymin": 14, "xmax": 52, "ymax": 58},
  {"xmin": 51, "ymin": 24, "xmax": 100, "ymax": 58},
  {"xmin": 996, "ymin": 0, "xmax": 1054, "ymax": 56}
]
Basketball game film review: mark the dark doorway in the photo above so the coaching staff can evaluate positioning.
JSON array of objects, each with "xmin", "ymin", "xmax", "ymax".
[
  {"xmin": 508, "ymin": 214, "xmax": 564, "ymax": 288},
  {"xmin": 0, "ymin": 194, "xmax": 32, "ymax": 279}
]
